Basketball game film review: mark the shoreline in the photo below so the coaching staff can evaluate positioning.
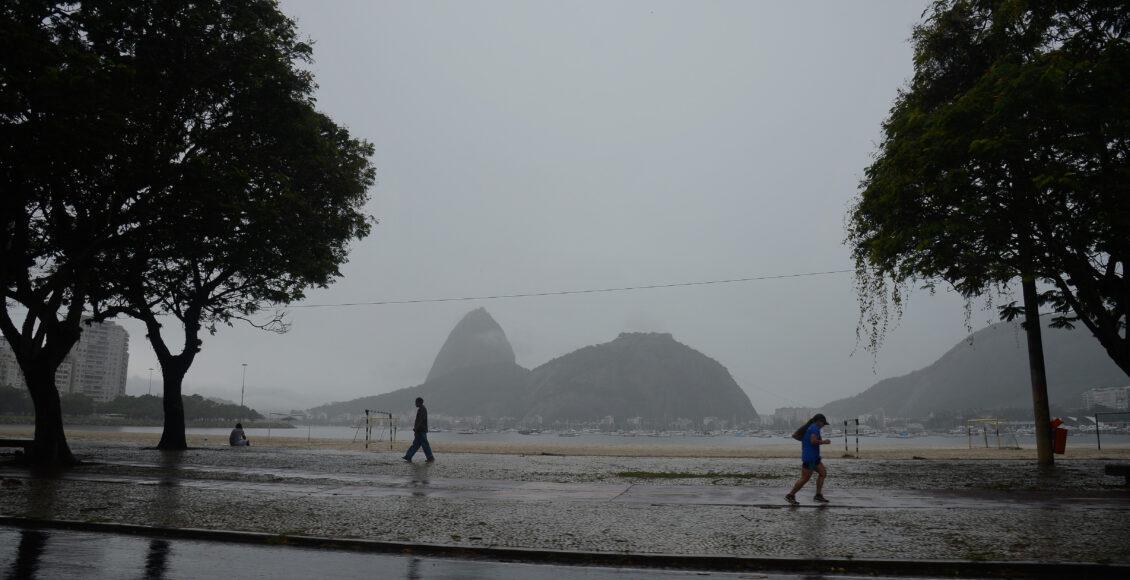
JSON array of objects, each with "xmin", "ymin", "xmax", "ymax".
[{"xmin": 3, "ymin": 426, "xmax": 1129, "ymax": 460}]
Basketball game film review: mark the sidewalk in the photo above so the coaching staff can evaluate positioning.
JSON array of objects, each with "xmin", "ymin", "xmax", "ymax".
[{"xmin": 2, "ymin": 443, "xmax": 1129, "ymax": 569}]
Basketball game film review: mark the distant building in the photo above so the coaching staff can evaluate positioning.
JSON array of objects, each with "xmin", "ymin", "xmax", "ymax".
[
  {"xmin": 0, "ymin": 338, "xmax": 76, "ymax": 393},
  {"xmin": 1082, "ymin": 386, "xmax": 1130, "ymax": 411},
  {"xmin": 1, "ymin": 319, "xmax": 129, "ymax": 402},
  {"xmin": 773, "ymin": 407, "xmax": 817, "ymax": 427}
]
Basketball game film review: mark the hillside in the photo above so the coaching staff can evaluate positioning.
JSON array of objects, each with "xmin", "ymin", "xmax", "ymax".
[
  {"xmin": 307, "ymin": 362, "xmax": 530, "ymax": 420},
  {"xmin": 823, "ymin": 319, "xmax": 1128, "ymax": 418},
  {"xmin": 308, "ymin": 311, "xmax": 759, "ymax": 426},
  {"xmin": 426, "ymin": 307, "xmax": 516, "ymax": 382},
  {"xmin": 524, "ymin": 332, "xmax": 758, "ymax": 424}
]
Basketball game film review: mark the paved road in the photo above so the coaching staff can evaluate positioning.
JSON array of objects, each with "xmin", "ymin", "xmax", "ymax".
[{"xmin": 1, "ymin": 525, "xmax": 964, "ymax": 580}]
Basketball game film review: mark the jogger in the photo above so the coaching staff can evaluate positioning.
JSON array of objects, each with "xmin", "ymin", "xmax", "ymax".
[{"xmin": 786, "ymin": 413, "xmax": 831, "ymax": 505}]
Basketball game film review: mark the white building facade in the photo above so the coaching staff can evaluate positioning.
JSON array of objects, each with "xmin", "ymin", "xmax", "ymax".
[
  {"xmin": 1082, "ymin": 386, "xmax": 1130, "ymax": 411},
  {"xmin": 0, "ymin": 320, "xmax": 129, "ymax": 402}
]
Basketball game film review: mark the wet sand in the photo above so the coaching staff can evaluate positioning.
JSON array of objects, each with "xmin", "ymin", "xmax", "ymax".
[
  {"xmin": 3, "ymin": 425, "xmax": 1128, "ymax": 460},
  {"xmin": 3, "ymin": 429, "xmax": 1129, "ymax": 565}
]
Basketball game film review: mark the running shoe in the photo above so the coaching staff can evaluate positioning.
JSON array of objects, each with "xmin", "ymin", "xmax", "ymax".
[
  {"xmin": 813, "ymin": 494, "xmax": 830, "ymax": 503},
  {"xmin": 784, "ymin": 494, "xmax": 799, "ymax": 505}
]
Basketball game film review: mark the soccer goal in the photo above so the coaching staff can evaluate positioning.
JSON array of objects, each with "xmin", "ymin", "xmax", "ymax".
[
  {"xmin": 965, "ymin": 418, "xmax": 1020, "ymax": 449},
  {"xmin": 351, "ymin": 409, "xmax": 399, "ymax": 450}
]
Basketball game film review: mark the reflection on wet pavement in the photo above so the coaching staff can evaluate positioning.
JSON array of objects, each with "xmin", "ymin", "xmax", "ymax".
[
  {"xmin": 144, "ymin": 539, "xmax": 170, "ymax": 580},
  {"xmin": 153, "ymin": 451, "xmax": 183, "ymax": 528},
  {"xmin": 0, "ymin": 525, "xmax": 880, "ymax": 580},
  {"xmin": 7, "ymin": 529, "xmax": 47, "ymax": 580}
]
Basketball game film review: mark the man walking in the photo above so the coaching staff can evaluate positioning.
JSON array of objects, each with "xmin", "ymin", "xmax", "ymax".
[{"xmin": 403, "ymin": 397, "xmax": 435, "ymax": 463}]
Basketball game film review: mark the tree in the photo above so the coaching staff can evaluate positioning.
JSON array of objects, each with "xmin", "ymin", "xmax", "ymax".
[
  {"xmin": 1, "ymin": 1, "xmax": 156, "ymax": 467},
  {"xmin": 2, "ymin": 0, "xmax": 374, "ymax": 462},
  {"xmin": 847, "ymin": 0, "xmax": 1130, "ymax": 466},
  {"xmin": 84, "ymin": 1, "xmax": 374, "ymax": 450}
]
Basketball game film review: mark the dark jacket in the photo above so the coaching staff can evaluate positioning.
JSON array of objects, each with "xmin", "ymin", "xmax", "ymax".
[{"xmin": 414, "ymin": 405, "xmax": 428, "ymax": 433}]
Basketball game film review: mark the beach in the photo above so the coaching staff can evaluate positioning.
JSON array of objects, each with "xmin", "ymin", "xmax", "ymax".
[
  {"xmin": 3, "ymin": 425, "xmax": 1128, "ymax": 461},
  {"xmin": 2, "ymin": 425, "xmax": 1130, "ymax": 571}
]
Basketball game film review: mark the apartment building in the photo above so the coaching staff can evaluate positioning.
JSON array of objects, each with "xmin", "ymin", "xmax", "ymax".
[
  {"xmin": 0, "ymin": 319, "xmax": 130, "ymax": 402},
  {"xmin": 1082, "ymin": 385, "xmax": 1130, "ymax": 411}
]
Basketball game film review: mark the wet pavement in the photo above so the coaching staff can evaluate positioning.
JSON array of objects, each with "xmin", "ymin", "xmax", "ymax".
[
  {"xmin": 1, "ymin": 441, "xmax": 1129, "ymax": 569},
  {"xmin": 4, "ymin": 525, "xmax": 944, "ymax": 580},
  {"xmin": 3, "ymin": 463, "xmax": 1126, "ymax": 510}
]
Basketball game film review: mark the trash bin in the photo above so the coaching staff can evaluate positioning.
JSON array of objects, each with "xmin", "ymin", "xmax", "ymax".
[{"xmin": 1051, "ymin": 418, "xmax": 1068, "ymax": 454}]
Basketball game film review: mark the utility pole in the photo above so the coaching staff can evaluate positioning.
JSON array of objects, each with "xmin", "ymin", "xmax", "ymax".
[
  {"xmin": 240, "ymin": 363, "xmax": 248, "ymax": 423},
  {"xmin": 147, "ymin": 367, "xmax": 153, "ymax": 396}
]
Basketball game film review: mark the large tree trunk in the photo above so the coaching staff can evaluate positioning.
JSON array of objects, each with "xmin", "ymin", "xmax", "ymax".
[
  {"xmin": 143, "ymin": 311, "xmax": 199, "ymax": 451},
  {"xmin": 1022, "ymin": 277, "xmax": 1054, "ymax": 467},
  {"xmin": 155, "ymin": 356, "xmax": 194, "ymax": 450},
  {"xmin": 25, "ymin": 362, "xmax": 77, "ymax": 469}
]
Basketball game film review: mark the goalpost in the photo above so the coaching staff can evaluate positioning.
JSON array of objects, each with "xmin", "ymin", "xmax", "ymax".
[
  {"xmin": 965, "ymin": 418, "xmax": 1020, "ymax": 449},
  {"xmin": 351, "ymin": 409, "xmax": 399, "ymax": 450},
  {"xmin": 1095, "ymin": 412, "xmax": 1130, "ymax": 450}
]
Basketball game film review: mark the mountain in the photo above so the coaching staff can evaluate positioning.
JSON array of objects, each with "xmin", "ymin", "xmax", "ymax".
[
  {"xmin": 308, "ymin": 311, "xmax": 759, "ymax": 426},
  {"xmin": 309, "ymin": 308, "xmax": 528, "ymax": 419},
  {"xmin": 823, "ymin": 319, "xmax": 1128, "ymax": 418},
  {"xmin": 307, "ymin": 361, "xmax": 530, "ymax": 420},
  {"xmin": 426, "ymin": 308, "xmax": 516, "ymax": 382},
  {"xmin": 523, "ymin": 332, "xmax": 758, "ymax": 424}
]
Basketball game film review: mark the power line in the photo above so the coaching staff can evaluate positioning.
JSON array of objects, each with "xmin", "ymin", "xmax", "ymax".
[{"xmin": 290, "ymin": 268, "xmax": 855, "ymax": 309}]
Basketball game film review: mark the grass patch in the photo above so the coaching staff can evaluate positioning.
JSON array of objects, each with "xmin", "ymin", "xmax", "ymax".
[{"xmin": 616, "ymin": 471, "xmax": 775, "ymax": 480}]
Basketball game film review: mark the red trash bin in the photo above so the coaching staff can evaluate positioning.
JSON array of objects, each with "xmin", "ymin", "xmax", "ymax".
[{"xmin": 1053, "ymin": 427, "xmax": 1068, "ymax": 454}]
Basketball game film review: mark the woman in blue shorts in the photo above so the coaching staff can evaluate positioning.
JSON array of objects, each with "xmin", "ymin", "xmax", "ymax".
[{"xmin": 785, "ymin": 413, "xmax": 831, "ymax": 505}]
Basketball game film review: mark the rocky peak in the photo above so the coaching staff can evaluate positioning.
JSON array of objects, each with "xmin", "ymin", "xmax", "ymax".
[{"xmin": 425, "ymin": 308, "xmax": 516, "ymax": 382}]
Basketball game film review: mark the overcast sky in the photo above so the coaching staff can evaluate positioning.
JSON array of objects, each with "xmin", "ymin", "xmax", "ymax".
[{"xmin": 117, "ymin": 0, "xmax": 1010, "ymax": 415}]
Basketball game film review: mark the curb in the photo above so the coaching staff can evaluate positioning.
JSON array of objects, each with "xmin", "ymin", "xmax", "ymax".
[{"xmin": 2, "ymin": 516, "xmax": 1127, "ymax": 578}]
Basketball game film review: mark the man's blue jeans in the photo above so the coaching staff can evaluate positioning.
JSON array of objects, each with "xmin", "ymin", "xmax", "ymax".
[{"xmin": 404, "ymin": 431, "xmax": 434, "ymax": 461}]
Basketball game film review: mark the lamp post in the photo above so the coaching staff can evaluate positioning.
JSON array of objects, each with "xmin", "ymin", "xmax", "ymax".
[
  {"xmin": 147, "ymin": 367, "xmax": 153, "ymax": 396},
  {"xmin": 240, "ymin": 363, "xmax": 248, "ymax": 422}
]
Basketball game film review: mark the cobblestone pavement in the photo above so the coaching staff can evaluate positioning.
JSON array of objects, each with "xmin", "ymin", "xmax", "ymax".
[{"xmin": 1, "ymin": 442, "xmax": 1128, "ymax": 565}]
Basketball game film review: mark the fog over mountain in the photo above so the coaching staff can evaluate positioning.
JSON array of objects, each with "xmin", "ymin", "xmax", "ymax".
[
  {"xmin": 821, "ymin": 319, "xmax": 1127, "ymax": 418},
  {"xmin": 308, "ymin": 309, "xmax": 757, "ymax": 425}
]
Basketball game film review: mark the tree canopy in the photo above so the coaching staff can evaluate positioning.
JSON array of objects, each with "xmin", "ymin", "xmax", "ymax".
[
  {"xmin": 82, "ymin": 0, "xmax": 375, "ymax": 450},
  {"xmin": 848, "ymin": 0, "xmax": 1130, "ymax": 375},
  {"xmin": 1, "ymin": 0, "xmax": 162, "ymax": 465},
  {"xmin": 1, "ymin": 0, "xmax": 375, "ymax": 463}
]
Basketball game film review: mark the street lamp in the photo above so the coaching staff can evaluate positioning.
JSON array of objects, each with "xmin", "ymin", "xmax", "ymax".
[
  {"xmin": 147, "ymin": 368, "xmax": 153, "ymax": 396},
  {"xmin": 240, "ymin": 363, "xmax": 248, "ymax": 422}
]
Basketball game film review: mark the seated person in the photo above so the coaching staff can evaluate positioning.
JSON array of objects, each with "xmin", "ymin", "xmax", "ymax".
[{"xmin": 229, "ymin": 423, "xmax": 250, "ymax": 447}]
